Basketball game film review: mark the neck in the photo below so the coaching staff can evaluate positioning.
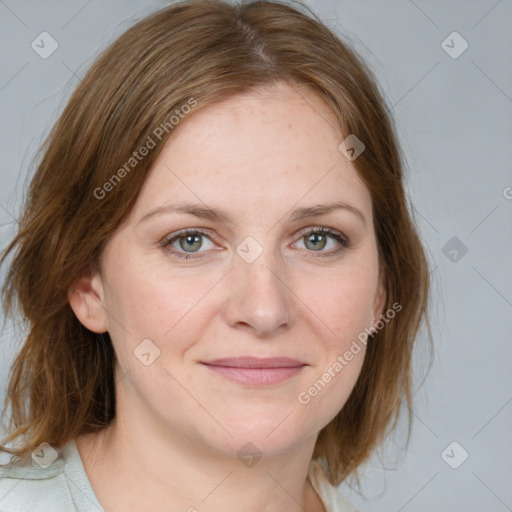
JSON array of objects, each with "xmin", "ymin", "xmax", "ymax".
[{"xmin": 76, "ymin": 400, "xmax": 325, "ymax": 512}]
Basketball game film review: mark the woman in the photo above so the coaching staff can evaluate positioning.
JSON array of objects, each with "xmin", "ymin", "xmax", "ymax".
[{"xmin": 0, "ymin": 0, "xmax": 431, "ymax": 511}]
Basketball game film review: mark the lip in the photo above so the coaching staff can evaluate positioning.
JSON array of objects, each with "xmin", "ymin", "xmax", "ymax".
[
  {"xmin": 202, "ymin": 357, "xmax": 306, "ymax": 368},
  {"xmin": 200, "ymin": 357, "xmax": 308, "ymax": 386}
]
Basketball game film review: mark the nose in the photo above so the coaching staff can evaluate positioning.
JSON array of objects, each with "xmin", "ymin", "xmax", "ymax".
[{"xmin": 222, "ymin": 247, "xmax": 295, "ymax": 338}]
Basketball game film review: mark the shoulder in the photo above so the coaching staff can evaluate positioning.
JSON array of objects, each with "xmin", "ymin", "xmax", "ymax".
[
  {"xmin": 0, "ymin": 443, "xmax": 75, "ymax": 512},
  {"xmin": 308, "ymin": 459, "xmax": 359, "ymax": 512}
]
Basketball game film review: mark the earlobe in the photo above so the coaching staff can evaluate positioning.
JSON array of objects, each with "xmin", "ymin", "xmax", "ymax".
[{"xmin": 68, "ymin": 272, "xmax": 108, "ymax": 334}]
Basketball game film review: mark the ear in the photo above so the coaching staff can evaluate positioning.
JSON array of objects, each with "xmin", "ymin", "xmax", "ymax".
[
  {"xmin": 68, "ymin": 271, "xmax": 108, "ymax": 334},
  {"xmin": 371, "ymin": 272, "xmax": 387, "ymax": 327}
]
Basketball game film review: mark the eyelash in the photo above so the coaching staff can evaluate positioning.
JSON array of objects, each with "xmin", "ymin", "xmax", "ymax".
[{"xmin": 160, "ymin": 227, "xmax": 351, "ymax": 260}]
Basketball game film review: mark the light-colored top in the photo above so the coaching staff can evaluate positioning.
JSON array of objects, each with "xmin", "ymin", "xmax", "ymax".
[{"xmin": 0, "ymin": 440, "xmax": 358, "ymax": 511}]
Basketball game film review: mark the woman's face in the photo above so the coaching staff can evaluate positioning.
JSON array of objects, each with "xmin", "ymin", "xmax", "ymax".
[{"xmin": 73, "ymin": 82, "xmax": 385, "ymax": 457}]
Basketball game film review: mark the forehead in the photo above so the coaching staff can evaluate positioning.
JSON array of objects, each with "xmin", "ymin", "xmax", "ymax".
[{"xmin": 130, "ymin": 82, "xmax": 372, "ymax": 223}]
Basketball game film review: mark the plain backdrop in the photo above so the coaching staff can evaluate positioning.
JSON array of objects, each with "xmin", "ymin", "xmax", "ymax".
[{"xmin": 0, "ymin": 1, "xmax": 511, "ymax": 511}]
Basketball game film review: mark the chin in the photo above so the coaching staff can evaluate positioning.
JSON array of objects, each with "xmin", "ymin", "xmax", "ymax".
[{"xmin": 198, "ymin": 419, "xmax": 315, "ymax": 459}]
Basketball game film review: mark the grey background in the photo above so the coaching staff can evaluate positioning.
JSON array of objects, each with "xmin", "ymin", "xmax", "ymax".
[{"xmin": 1, "ymin": 1, "xmax": 511, "ymax": 511}]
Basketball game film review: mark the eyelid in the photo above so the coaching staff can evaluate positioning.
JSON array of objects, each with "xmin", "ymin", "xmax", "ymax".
[{"xmin": 295, "ymin": 225, "xmax": 346, "ymax": 240}]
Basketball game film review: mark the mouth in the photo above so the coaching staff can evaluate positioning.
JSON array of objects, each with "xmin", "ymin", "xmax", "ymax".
[{"xmin": 200, "ymin": 357, "xmax": 308, "ymax": 386}]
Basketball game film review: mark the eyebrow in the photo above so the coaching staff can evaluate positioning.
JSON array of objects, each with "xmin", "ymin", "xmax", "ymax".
[{"xmin": 138, "ymin": 200, "xmax": 367, "ymax": 227}]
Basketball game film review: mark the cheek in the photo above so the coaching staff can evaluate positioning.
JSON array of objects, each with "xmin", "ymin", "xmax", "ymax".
[
  {"xmin": 296, "ymin": 263, "xmax": 377, "ymax": 344},
  {"xmin": 103, "ymin": 254, "xmax": 218, "ymax": 364},
  {"xmin": 296, "ymin": 277, "xmax": 370, "ymax": 416}
]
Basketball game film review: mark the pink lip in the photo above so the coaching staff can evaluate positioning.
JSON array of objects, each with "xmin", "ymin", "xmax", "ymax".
[
  {"xmin": 200, "ymin": 357, "xmax": 307, "ymax": 386},
  {"xmin": 202, "ymin": 356, "xmax": 306, "ymax": 368}
]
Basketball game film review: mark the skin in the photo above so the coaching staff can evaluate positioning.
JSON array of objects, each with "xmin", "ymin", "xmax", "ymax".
[{"xmin": 69, "ymin": 81, "xmax": 386, "ymax": 512}]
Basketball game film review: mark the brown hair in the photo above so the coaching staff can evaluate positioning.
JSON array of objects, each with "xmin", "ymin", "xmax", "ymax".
[{"xmin": 0, "ymin": 0, "xmax": 432, "ymax": 486}]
